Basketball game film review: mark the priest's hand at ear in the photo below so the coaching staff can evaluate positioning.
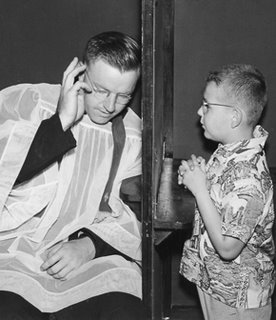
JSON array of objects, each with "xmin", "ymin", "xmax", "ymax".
[{"xmin": 58, "ymin": 57, "xmax": 92, "ymax": 131}]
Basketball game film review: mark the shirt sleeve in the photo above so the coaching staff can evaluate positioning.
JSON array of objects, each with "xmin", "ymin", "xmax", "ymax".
[
  {"xmin": 15, "ymin": 113, "xmax": 76, "ymax": 184},
  {"xmin": 221, "ymin": 179, "xmax": 265, "ymax": 244}
]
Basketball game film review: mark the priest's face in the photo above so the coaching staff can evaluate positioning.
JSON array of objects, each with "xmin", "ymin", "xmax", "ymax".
[{"xmin": 82, "ymin": 58, "xmax": 140, "ymax": 124}]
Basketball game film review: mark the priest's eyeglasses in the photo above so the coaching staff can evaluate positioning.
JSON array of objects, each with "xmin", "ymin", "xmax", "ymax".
[{"xmin": 86, "ymin": 72, "xmax": 132, "ymax": 106}]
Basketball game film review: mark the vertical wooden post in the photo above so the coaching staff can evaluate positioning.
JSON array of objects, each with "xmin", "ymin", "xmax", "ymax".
[
  {"xmin": 141, "ymin": 0, "xmax": 155, "ymax": 319},
  {"xmin": 141, "ymin": 0, "xmax": 175, "ymax": 318},
  {"xmin": 162, "ymin": 0, "xmax": 175, "ymax": 158}
]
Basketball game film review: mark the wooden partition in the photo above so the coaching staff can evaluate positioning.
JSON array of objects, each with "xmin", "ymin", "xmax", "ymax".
[{"xmin": 141, "ymin": 1, "xmax": 181, "ymax": 319}]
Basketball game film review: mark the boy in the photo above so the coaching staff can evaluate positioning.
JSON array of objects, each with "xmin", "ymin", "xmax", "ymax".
[{"xmin": 178, "ymin": 64, "xmax": 275, "ymax": 320}]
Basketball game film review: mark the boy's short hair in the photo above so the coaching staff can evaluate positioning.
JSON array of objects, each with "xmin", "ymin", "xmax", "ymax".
[
  {"xmin": 206, "ymin": 64, "xmax": 267, "ymax": 127},
  {"xmin": 83, "ymin": 31, "xmax": 141, "ymax": 73}
]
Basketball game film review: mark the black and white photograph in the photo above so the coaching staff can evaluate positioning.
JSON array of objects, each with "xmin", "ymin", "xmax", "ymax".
[{"xmin": 0, "ymin": 1, "xmax": 276, "ymax": 319}]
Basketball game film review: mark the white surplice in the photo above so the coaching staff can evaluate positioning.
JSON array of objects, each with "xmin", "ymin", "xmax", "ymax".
[{"xmin": 0, "ymin": 83, "xmax": 142, "ymax": 312}]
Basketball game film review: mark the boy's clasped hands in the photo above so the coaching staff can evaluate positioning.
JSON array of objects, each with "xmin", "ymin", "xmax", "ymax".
[{"xmin": 178, "ymin": 154, "xmax": 207, "ymax": 197}]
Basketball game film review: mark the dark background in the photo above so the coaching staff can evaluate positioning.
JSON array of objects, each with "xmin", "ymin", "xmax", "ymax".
[{"xmin": 0, "ymin": 0, "xmax": 140, "ymax": 87}]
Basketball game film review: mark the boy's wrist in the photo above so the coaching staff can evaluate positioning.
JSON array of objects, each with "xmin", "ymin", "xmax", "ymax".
[{"xmin": 193, "ymin": 187, "xmax": 209, "ymax": 199}]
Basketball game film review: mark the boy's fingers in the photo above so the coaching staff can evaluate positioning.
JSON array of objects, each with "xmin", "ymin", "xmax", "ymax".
[
  {"xmin": 191, "ymin": 154, "xmax": 199, "ymax": 166},
  {"xmin": 179, "ymin": 161, "xmax": 189, "ymax": 173},
  {"xmin": 187, "ymin": 159, "xmax": 194, "ymax": 170}
]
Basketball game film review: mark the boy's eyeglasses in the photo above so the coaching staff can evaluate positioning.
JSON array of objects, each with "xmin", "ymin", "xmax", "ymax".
[
  {"xmin": 85, "ymin": 72, "xmax": 132, "ymax": 106},
  {"xmin": 201, "ymin": 100, "xmax": 236, "ymax": 114}
]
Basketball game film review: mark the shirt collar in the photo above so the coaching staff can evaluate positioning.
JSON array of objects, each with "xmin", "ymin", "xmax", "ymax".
[{"xmin": 216, "ymin": 125, "xmax": 268, "ymax": 158}]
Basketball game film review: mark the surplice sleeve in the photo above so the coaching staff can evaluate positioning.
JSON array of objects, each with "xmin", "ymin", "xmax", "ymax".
[{"xmin": 16, "ymin": 113, "xmax": 76, "ymax": 184}]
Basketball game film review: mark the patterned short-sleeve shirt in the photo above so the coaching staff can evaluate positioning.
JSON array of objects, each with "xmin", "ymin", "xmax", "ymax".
[{"xmin": 180, "ymin": 126, "xmax": 275, "ymax": 308}]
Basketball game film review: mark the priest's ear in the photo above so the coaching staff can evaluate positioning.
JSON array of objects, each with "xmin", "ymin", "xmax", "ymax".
[{"xmin": 231, "ymin": 107, "xmax": 243, "ymax": 128}]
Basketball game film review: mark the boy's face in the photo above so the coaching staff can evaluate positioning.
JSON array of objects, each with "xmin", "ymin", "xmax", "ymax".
[
  {"xmin": 197, "ymin": 81, "xmax": 236, "ymax": 144},
  {"xmin": 82, "ymin": 59, "xmax": 140, "ymax": 125}
]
